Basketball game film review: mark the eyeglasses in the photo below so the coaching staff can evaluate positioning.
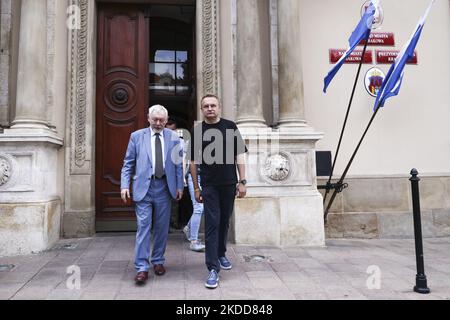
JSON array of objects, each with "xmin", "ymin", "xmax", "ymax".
[
  {"xmin": 202, "ymin": 104, "xmax": 218, "ymax": 109},
  {"xmin": 150, "ymin": 118, "xmax": 166, "ymax": 124}
]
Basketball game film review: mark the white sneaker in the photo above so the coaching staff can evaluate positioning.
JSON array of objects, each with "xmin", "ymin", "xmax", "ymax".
[
  {"xmin": 182, "ymin": 225, "xmax": 190, "ymax": 241},
  {"xmin": 190, "ymin": 241, "xmax": 205, "ymax": 252}
]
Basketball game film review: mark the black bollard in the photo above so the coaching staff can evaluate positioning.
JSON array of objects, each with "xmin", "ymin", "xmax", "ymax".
[{"xmin": 409, "ymin": 169, "xmax": 430, "ymax": 294}]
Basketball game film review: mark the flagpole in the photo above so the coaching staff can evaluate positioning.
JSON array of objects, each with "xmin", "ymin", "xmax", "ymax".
[
  {"xmin": 323, "ymin": 36, "xmax": 371, "ymax": 207},
  {"xmin": 323, "ymin": 0, "xmax": 435, "ymax": 223},
  {"xmin": 324, "ymin": 104, "xmax": 381, "ymax": 223}
]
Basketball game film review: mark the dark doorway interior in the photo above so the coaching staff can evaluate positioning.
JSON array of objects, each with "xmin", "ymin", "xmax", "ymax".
[{"xmin": 149, "ymin": 15, "xmax": 196, "ymax": 131}]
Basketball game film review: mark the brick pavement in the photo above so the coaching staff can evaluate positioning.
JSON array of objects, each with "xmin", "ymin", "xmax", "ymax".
[{"xmin": 1, "ymin": 234, "xmax": 449, "ymax": 300}]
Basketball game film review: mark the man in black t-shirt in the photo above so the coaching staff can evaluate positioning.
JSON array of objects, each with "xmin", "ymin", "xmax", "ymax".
[{"xmin": 189, "ymin": 94, "xmax": 248, "ymax": 289}]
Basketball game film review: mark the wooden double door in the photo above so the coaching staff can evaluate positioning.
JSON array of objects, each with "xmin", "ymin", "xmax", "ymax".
[{"xmin": 95, "ymin": 4, "xmax": 195, "ymax": 231}]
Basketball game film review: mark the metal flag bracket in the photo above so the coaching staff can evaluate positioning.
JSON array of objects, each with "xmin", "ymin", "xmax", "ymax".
[{"xmin": 318, "ymin": 181, "xmax": 349, "ymax": 194}]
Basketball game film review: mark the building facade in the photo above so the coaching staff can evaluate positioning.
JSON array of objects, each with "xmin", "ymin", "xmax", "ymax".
[{"xmin": 1, "ymin": 0, "xmax": 449, "ymax": 256}]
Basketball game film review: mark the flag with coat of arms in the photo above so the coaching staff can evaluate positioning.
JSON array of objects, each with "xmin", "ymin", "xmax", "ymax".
[
  {"xmin": 374, "ymin": 0, "xmax": 435, "ymax": 111},
  {"xmin": 323, "ymin": 0, "xmax": 379, "ymax": 93}
]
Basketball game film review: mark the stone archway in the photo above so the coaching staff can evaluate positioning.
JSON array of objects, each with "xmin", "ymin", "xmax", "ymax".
[{"xmin": 63, "ymin": 0, "xmax": 220, "ymax": 238}]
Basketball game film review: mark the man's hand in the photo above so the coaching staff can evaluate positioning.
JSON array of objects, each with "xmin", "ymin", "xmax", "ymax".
[
  {"xmin": 195, "ymin": 189, "xmax": 203, "ymax": 203},
  {"xmin": 176, "ymin": 189, "xmax": 184, "ymax": 201},
  {"xmin": 237, "ymin": 183, "xmax": 247, "ymax": 198},
  {"xmin": 121, "ymin": 189, "xmax": 130, "ymax": 204}
]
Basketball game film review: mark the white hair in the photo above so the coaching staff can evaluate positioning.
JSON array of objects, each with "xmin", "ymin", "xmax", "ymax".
[{"xmin": 148, "ymin": 105, "xmax": 168, "ymax": 119}]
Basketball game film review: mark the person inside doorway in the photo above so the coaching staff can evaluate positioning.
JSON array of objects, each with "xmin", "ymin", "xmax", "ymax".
[
  {"xmin": 166, "ymin": 117, "xmax": 186, "ymax": 231},
  {"xmin": 166, "ymin": 118, "xmax": 206, "ymax": 253}
]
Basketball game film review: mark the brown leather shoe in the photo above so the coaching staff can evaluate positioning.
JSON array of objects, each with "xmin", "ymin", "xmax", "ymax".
[
  {"xmin": 153, "ymin": 264, "xmax": 166, "ymax": 276},
  {"xmin": 134, "ymin": 271, "xmax": 148, "ymax": 285}
]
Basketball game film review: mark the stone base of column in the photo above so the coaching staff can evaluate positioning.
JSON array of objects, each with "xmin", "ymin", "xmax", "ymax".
[
  {"xmin": 277, "ymin": 118, "xmax": 311, "ymax": 130},
  {"xmin": 0, "ymin": 132, "xmax": 63, "ymax": 256},
  {"xmin": 236, "ymin": 118, "xmax": 268, "ymax": 128},
  {"xmin": 62, "ymin": 211, "xmax": 95, "ymax": 239},
  {"xmin": 235, "ymin": 192, "xmax": 324, "ymax": 246},
  {"xmin": 233, "ymin": 126, "xmax": 325, "ymax": 246},
  {"xmin": 0, "ymin": 200, "xmax": 61, "ymax": 256},
  {"xmin": 10, "ymin": 119, "xmax": 53, "ymax": 131},
  {"xmin": 1, "ymin": 127, "xmax": 63, "ymax": 145},
  {"xmin": 63, "ymin": 163, "xmax": 96, "ymax": 238}
]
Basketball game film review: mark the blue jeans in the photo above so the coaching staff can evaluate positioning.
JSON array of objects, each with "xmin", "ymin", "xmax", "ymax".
[
  {"xmin": 134, "ymin": 178, "xmax": 171, "ymax": 272},
  {"xmin": 187, "ymin": 174, "xmax": 204, "ymax": 241}
]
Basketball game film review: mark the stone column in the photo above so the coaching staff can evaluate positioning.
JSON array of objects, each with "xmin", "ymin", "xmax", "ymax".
[
  {"xmin": 0, "ymin": 0, "xmax": 62, "ymax": 256},
  {"xmin": 11, "ymin": 0, "xmax": 49, "ymax": 130},
  {"xmin": 233, "ymin": 0, "xmax": 325, "ymax": 247},
  {"xmin": 0, "ymin": 0, "xmax": 12, "ymax": 128},
  {"xmin": 236, "ymin": 0, "xmax": 266, "ymax": 127},
  {"xmin": 277, "ymin": 0, "xmax": 306, "ymax": 127}
]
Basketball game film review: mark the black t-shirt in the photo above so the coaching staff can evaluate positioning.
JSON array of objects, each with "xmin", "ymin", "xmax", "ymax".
[{"xmin": 189, "ymin": 118, "xmax": 247, "ymax": 186}]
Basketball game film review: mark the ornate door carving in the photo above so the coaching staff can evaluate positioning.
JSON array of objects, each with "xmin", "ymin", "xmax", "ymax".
[{"xmin": 95, "ymin": 4, "xmax": 148, "ymax": 230}]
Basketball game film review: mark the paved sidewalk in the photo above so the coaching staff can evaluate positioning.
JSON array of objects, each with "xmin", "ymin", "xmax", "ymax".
[{"xmin": 1, "ymin": 233, "xmax": 449, "ymax": 300}]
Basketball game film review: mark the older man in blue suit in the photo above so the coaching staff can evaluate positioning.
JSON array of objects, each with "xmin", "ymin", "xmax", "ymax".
[{"xmin": 121, "ymin": 105, "xmax": 184, "ymax": 285}]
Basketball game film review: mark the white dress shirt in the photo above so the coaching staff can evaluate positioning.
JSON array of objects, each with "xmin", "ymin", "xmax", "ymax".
[{"xmin": 150, "ymin": 127, "xmax": 165, "ymax": 175}]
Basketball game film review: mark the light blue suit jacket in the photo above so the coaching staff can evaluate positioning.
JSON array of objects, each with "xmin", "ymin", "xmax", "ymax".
[{"xmin": 121, "ymin": 128, "xmax": 184, "ymax": 202}]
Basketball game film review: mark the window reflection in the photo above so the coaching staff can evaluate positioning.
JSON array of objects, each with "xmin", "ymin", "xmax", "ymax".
[
  {"xmin": 176, "ymin": 51, "xmax": 188, "ymax": 63},
  {"xmin": 150, "ymin": 63, "xmax": 176, "ymax": 95},
  {"xmin": 176, "ymin": 63, "xmax": 189, "ymax": 94},
  {"xmin": 149, "ymin": 22, "xmax": 191, "ymax": 96},
  {"xmin": 155, "ymin": 50, "xmax": 175, "ymax": 62}
]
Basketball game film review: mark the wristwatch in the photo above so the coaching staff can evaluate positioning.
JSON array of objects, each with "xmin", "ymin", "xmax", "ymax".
[{"xmin": 239, "ymin": 179, "xmax": 247, "ymax": 186}]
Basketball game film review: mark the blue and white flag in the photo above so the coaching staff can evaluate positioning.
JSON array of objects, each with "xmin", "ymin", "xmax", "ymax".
[
  {"xmin": 374, "ymin": 0, "xmax": 435, "ymax": 111},
  {"xmin": 323, "ymin": 0, "xmax": 378, "ymax": 93}
]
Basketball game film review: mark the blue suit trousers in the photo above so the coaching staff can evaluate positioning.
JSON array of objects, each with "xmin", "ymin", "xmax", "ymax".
[{"xmin": 134, "ymin": 178, "xmax": 171, "ymax": 272}]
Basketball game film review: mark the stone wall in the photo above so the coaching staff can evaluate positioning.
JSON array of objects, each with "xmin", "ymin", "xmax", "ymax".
[
  {"xmin": 321, "ymin": 175, "xmax": 450, "ymax": 239},
  {"xmin": 301, "ymin": 0, "xmax": 450, "ymax": 176},
  {"xmin": 0, "ymin": 200, "xmax": 61, "ymax": 256}
]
